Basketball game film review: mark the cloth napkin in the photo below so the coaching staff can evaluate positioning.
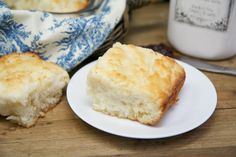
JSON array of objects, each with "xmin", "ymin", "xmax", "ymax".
[{"xmin": 0, "ymin": 0, "xmax": 125, "ymax": 71}]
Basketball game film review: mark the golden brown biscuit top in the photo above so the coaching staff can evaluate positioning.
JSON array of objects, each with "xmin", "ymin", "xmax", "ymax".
[
  {"xmin": 3, "ymin": 0, "xmax": 88, "ymax": 12},
  {"xmin": 90, "ymin": 43, "xmax": 185, "ymax": 104},
  {"xmin": 0, "ymin": 53, "xmax": 68, "ymax": 95}
]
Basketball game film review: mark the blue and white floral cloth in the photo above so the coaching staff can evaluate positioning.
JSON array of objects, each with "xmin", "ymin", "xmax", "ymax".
[{"xmin": 0, "ymin": 0, "xmax": 126, "ymax": 71}]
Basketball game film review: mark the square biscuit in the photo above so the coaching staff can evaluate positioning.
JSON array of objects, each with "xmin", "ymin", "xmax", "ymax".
[
  {"xmin": 87, "ymin": 43, "xmax": 185, "ymax": 125},
  {"xmin": 0, "ymin": 53, "xmax": 69, "ymax": 127}
]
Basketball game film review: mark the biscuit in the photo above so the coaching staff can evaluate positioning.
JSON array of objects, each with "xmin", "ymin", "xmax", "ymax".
[
  {"xmin": 4, "ymin": 0, "xmax": 88, "ymax": 12},
  {"xmin": 0, "ymin": 53, "xmax": 69, "ymax": 127},
  {"xmin": 87, "ymin": 43, "xmax": 185, "ymax": 125}
]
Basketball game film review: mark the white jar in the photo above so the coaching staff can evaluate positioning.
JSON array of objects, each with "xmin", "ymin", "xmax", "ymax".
[{"xmin": 168, "ymin": 0, "xmax": 236, "ymax": 60}]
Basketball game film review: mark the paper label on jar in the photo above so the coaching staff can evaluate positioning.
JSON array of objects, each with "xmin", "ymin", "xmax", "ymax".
[{"xmin": 175, "ymin": 0, "xmax": 233, "ymax": 31}]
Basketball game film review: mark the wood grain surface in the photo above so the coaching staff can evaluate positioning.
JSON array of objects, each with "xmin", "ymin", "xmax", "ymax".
[{"xmin": 1, "ymin": 2, "xmax": 236, "ymax": 157}]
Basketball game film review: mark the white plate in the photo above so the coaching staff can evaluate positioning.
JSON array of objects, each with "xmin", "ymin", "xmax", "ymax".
[{"xmin": 67, "ymin": 60, "xmax": 217, "ymax": 139}]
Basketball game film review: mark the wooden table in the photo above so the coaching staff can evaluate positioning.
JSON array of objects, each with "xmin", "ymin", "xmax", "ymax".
[{"xmin": 1, "ymin": 2, "xmax": 236, "ymax": 157}]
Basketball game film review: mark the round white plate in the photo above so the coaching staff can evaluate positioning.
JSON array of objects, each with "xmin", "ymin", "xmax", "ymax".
[{"xmin": 67, "ymin": 60, "xmax": 217, "ymax": 139}]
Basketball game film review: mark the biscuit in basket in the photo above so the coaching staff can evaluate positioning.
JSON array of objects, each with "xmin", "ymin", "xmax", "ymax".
[
  {"xmin": 87, "ymin": 43, "xmax": 185, "ymax": 125},
  {"xmin": 0, "ymin": 53, "xmax": 69, "ymax": 127},
  {"xmin": 4, "ymin": 0, "xmax": 88, "ymax": 13}
]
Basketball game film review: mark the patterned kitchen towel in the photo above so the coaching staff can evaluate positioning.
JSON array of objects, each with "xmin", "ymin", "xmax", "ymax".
[{"xmin": 0, "ymin": 0, "xmax": 126, "ymax": 71}]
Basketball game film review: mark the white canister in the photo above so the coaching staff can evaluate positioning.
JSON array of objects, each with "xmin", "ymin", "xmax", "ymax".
[{"xmin": 168, "ymin": 0, "xmax": 236, "ymax": 60}]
